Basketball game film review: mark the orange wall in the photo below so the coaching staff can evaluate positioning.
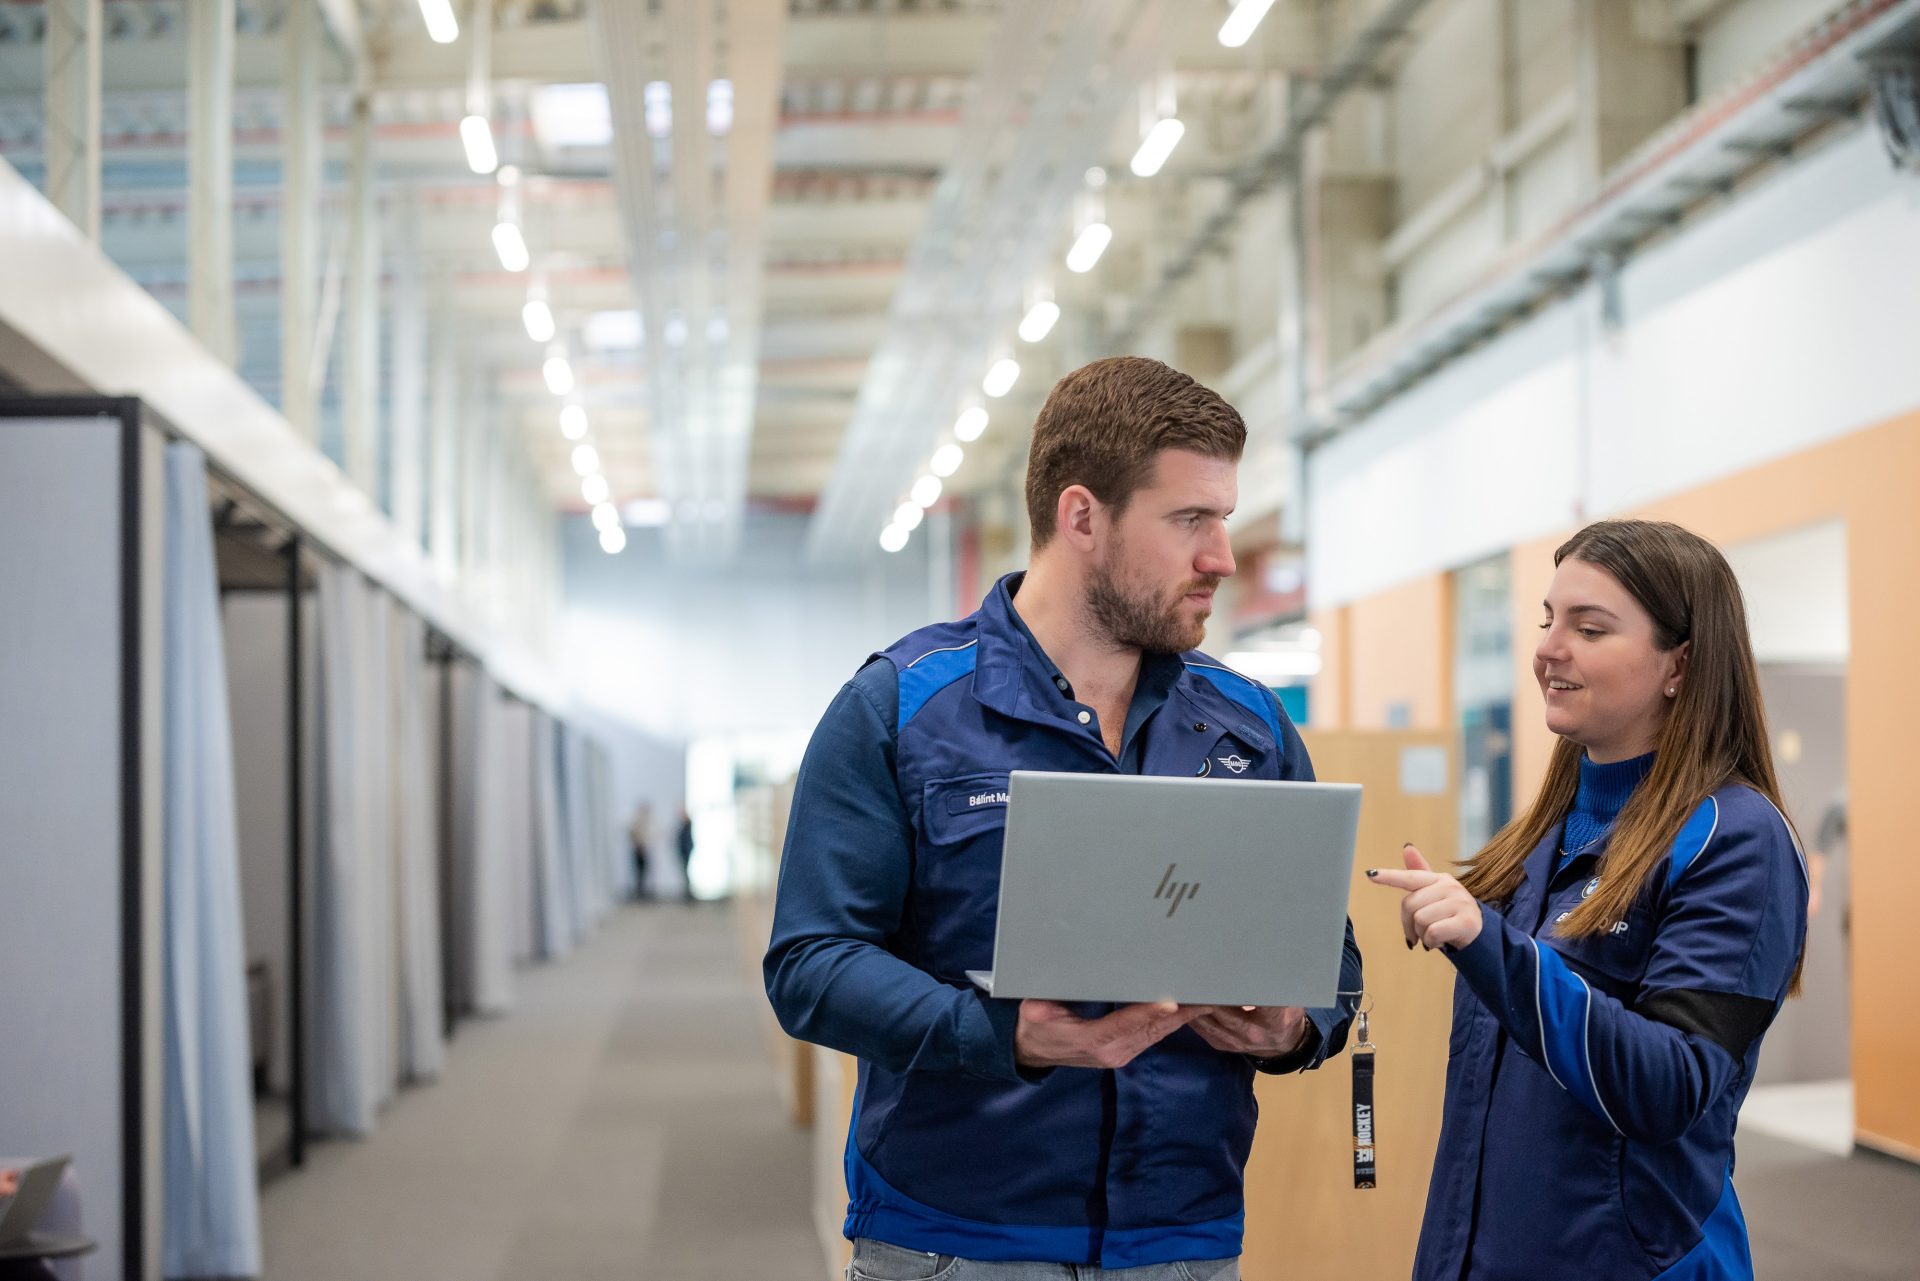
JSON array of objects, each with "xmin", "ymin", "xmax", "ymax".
[
  {"xmin": 1316, "ymin": 409, "xmax": 1920, "ymax": 1154},
  {"xmin": 1307, "ymin": 605, "xmax": 1351, "ymax": 728},
  {"xmin": 1340, "ymin": 572, "xmax": 1453, "ymax": 731}
]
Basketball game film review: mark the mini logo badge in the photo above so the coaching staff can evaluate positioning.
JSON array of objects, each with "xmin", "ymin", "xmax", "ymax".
[
  {"xmin": 1154, "ymin": 863, "xmax": 1199, "ymax": 918},
  {"xmin": 1582, "ymin": 877, "xmax": 1600, "ymax": 899},
  {"xmin": 1218, "ymin": 754, "xmax": 1250, "ymax": 774}
]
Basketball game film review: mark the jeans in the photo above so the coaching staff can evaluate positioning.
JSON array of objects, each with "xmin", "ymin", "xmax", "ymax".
[{"xmin": 847, "ymin": 1238, "xmax": 1241, "ymax": 1281}]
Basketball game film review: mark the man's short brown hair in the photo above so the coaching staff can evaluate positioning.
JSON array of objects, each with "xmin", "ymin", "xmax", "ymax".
[{"xmin": 1024, "ymin": 356, "xmax": 1246, "ymax": 546}]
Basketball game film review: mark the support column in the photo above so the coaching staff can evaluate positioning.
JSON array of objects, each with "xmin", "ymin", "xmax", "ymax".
[
  {"xmin": 281, "ymin": 0, "xmax": 322, "ymax": 438},
  {"xmin": 188, "ymin": 0, "xmax": 237, "ymax": 363},
  {"xmin": 390, "ymin": 214, "xmax": 427, "ymax": 547},
  {"xmin": 343, "ymin": 97, "xmax": 381, "ymax": 498},
  {"xmin": 43, "ymin": 0, "xmax": 101, "ymax": 241},
  {"xmin": 1573, "ymin": 0, "xmax": 1688, "ymax": 198},
  {"xmin": 428, "ymin": 301, "xmax": 460, "ymax": 581},
  {"xmin": 460, "ymin": 378, "xmax": 493, "ymax": 594}
]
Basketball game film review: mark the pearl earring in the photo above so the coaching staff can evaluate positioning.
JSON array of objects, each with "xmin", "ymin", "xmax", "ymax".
[{"xmin": 1667, "ymin": 687, "xmax": 1676, "ymax": 697}]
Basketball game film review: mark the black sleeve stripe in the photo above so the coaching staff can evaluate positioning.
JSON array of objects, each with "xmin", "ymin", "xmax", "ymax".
[{"xmin": 1636, "ymin": 988, "xmax": 1778, "ymax": 1061}]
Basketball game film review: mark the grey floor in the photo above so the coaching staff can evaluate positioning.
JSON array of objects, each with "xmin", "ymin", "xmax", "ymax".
[
  {"xmin": 260, "ymin": 903, "xmax": 820, "ymax": 1281},
  {"xmin": 257, "ymin": 902, "xmax": 1920, "ymax": 1280},
  {"xmin": 1740, "ymin": 1128, "xmax": 1920, "ymax": 1280}
]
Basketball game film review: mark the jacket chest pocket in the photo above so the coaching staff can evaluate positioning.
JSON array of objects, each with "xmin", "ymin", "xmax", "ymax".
[
  {"xmin": 919, "ymin": 773, "xmax": 1012, "ymax": 849},
  {"xmin": 1543, "ymin": 903, "xmax": 1657, "ymax": 990}
]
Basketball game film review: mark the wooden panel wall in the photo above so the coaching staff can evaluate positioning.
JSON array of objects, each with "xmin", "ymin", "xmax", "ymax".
[{"xmin": 1242, "ymin": 730, "xmax": 1459, "ymax": 1278}]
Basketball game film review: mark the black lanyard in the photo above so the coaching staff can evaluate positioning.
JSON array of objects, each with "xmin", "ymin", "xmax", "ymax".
[{"xmin": 1352, "ymin": 1009, "xmax": 1376, "ymax": 1190}]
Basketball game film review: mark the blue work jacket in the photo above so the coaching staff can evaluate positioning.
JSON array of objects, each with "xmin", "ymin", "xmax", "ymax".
[
  {"xmin": 764, "ymin": 574, "xmax": 1364, "ymax": 1266},
  {"xmin": 1416, "ymin": 783, "xmax": 1809, "ymax": 1280}
]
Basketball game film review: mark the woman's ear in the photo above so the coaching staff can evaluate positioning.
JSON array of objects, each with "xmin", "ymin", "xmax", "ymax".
[{"xmin": 1665, "ymin": 641, "xmax": 1691, "ymax": 696}]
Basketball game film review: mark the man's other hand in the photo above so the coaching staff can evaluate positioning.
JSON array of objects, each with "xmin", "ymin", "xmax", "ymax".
[
  {"xmin": 1187, "ymin": 1004, "xmax": 1310, "ymax": 1058},
  {"xmin": 1014, "ymin": 999, "xmax": 1199, "ymax": 1069}
]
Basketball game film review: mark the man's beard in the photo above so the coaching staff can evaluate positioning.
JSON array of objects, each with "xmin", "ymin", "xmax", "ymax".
[{"xmin": 1085, "ymin": 557, "xmax": 1221, "ymax": 655}]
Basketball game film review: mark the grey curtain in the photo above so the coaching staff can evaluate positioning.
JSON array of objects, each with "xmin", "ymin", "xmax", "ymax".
[{"xmin": 159, "ymin": 443, "xmax": 263, "ymax": 1278}]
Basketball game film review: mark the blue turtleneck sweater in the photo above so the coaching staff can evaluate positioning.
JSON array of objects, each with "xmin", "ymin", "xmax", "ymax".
[{"xmin": 1560, "ymin": 751, "xmax": 1655, "ymax": 869}]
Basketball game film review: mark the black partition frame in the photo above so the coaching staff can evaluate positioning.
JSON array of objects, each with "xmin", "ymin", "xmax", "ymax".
[{"xmin": 212, "ymin": 499, "xmax": 316, "ymax": 1184}]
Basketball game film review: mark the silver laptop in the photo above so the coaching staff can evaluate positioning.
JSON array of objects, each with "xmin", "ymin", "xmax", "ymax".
[
  {"xmin": 0, "ymin": 1156, "xmax": 71, "ymax": 1248},
  {"xmin": 967, "ymin": 771, "xmax": 1361, "ymax": 1007}
]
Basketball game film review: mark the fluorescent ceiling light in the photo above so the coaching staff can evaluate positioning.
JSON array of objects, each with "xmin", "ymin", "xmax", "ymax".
[
  {"xmin": 522, "ymin": 297, "xmax": 555, "ymax": 344},
  {"xmin": 644, "ymin": 81, "xmax": 672, "ymax": 138},
  {"xmin": 954, "ymin": 407, "xmax": 988, "ymax": 442},
  {"xmin": 570, "ymin": 443, "xmax": 599, "ymax": 476},
  {"xmin": 893, "ymin": 502, "xmax": 924, "ymax": 532},
  {"xmin": 1218, "ymin": 0, "xmax": 1277, "ymax": 48},
  {"xmin": 911, "ymin": 475, "xmax": 943, "ymax": 509},
  {"xmin": 707, "ymin": 80, "xmax": 734, "ymax": 135},
  {"xmin": 983, "ymin": 358, "xmax": 1020, "ymax": 399},
  {"xmin": 582, "ymin": 474, "xmax": 610, "ymax": 506},
  {"xmin": 417, "ymin": 0, "xmax": 459, "ymax": 43},
  {"xmin": 1129, "ymin": 117, "xmax": 1185, "ymax": 178},
  {"xmin": 622, "ymin": 498, "xmax": 672, "ymax": 527},
  {"xmin": 559, "ymin": 404, "xmax": 589, "ymax": 440},
  {"xmin": 880, "ymin": 524, "xmax": 910, "ymax": 554},
  {"xmin": 1018, "ymin": 299, "xmax": 1061, "ymax": 344},
  {"xmin": 1222, "ymin": 650, "xmax": 1324, "ymax": 680},
  {"xmin": 707, "ymin": 314, "xmax": 730, "ymax": 344},
  {"xmin": 1066, "ymin": 222, "xmax": 1112, "ymax": 274},
  {"xmin": 599, "ymin": 526, "xmax": 628, "ymax": 555},
  {"xmin": 531, "ymin": 83, "xmax": 612, "ymax": 148},
  {"xmin": 492, "ymin": 221, "xmax": 530, "ymax": 273},
  {"xmin": 930, "ymin": 444, "xmax": 963, "ymax": 478},
  {"xmin": 544, "ymin": 354, "xmax": 575, "ymax": 397},
  {"xmin": 460, "ymin": 114, "xmax": 498, "ymax": 174},
  {"xmin": 584, "ymin": 309, "xmax": 643, "ymax": 351},
  {"xmin": 591, "ymin": 501, "xmax": 620, "ymax": 531}
]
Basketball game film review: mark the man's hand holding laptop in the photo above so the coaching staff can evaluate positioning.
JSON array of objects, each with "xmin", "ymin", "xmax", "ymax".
[{"xmin": 1014, "ymin": 999, "xmax": 1310, "ymax": 1069}]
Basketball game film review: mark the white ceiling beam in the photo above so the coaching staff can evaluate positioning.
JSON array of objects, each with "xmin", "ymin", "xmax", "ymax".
[
  {"xmin": 42, "ymin": 0, "xmax": 101, "ymax": 241},
  {"xmin": 187, "ymin": 0, "xmax": 237, "ymax": 364},
  {"xmin": 281, "ymin": 0, "xmax": 322, "ymax": 440}
]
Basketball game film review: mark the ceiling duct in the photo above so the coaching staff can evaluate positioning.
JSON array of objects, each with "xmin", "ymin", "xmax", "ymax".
[
  {"xmin": 804, "ymin": 0, "xmax": 1172, "ymax": 563},
  {"xmin": 595, "ymin": 0, "xmax": 786, "ymax": 561},
  {"xmin": 1869, "ymin": 51, "xmax": 1920, "ymax": 168}
]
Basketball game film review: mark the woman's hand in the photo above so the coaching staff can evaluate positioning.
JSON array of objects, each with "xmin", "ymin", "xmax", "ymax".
[{"xmin": 1366, "ymin": 844, "xmax": 1484, "ymax": 951}]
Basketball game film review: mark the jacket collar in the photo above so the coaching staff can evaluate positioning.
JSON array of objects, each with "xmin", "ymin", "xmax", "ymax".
[{"xmin": 972, "ymin": 572, "xmax": 1183, "ymax": 735}]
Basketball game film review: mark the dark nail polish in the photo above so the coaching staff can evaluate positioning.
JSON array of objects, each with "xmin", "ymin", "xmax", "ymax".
[
  {"xmin": 1365, "ymin": 869, "xmax": 1377, "ymax": 878},
  {"xmin": 1405, "ymin": 937, "xmax": 1414, "ymax": 949}
]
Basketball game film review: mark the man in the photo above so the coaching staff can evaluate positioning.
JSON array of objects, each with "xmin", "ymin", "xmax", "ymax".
[{"xmin": 765, "ymin": 356, "xmax": 1363, "ymax": 1279}]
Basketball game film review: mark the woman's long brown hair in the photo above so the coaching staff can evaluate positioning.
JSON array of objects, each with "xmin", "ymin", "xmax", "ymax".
[{"xmin": 1457, "ymin": 520, "xmax": 1805, "ymax": 992}]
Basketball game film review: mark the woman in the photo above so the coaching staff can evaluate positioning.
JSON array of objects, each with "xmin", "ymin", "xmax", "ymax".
[{"xmin": 1370, "ymin": 519, "xmax": 1808, "ymax": 1281}]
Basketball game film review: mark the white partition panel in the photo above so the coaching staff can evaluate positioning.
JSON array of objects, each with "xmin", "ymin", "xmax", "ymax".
[
  {"xmin": 0, "ymin": 406, "xmax": 166, "ymax": 1281},
  {"xmin": 495, "ymin": 696, "xmax": 537, "ymax": 968},
  {"xmin": 390, "ymin": 610, "xmax": 444, "ymax": 1081},
  {"xmin": 222, "ymin": 593, "xmax": 297, "ymax": 1095},
  {"xmin": 529, "ymin": 712, "xmax": 573, "ymax": 962}
]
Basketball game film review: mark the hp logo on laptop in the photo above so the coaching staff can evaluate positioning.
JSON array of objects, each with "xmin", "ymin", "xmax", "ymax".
[{"xmin": 1154, "ymin": 863, "xmax": 1199, "ymax": 917}]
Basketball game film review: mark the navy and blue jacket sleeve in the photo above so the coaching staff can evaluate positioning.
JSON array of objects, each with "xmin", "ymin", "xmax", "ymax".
[
  {"xmin": 763, "ymin": 661, "xmax": 1025, "ymax": 1082},
  {"xmin": 1445, "ymin": 794, "xmax": 1806, "ymax": 1144},
  {"xmin": 1261, "ymin": 690, "xmax": 1364, "ymax": 1074}
]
